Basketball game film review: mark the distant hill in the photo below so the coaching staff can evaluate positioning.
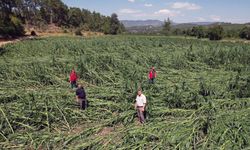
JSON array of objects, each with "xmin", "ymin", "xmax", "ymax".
[
  {"xmin": 172, "ymin": 22, "xmax": 215, "ymax": 29},
  {"xmin": 126, "ymin": 25, "xmax": 162, "ymax": 34},
  {"xmin": 121, "ymin": 20, "xmax": 217, "ymax": 28},
  {"xmin": 123, "ymin": 20, "xmax": 248, "ymax": 34},
  {"xmin": 121, "ymin": 20, "xmax": 163, "ymax": 27}
]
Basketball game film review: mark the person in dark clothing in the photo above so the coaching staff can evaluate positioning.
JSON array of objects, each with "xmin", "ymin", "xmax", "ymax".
[{"xmin": 76, "ymin": 84, "xmax": 87, "ymax": 110}]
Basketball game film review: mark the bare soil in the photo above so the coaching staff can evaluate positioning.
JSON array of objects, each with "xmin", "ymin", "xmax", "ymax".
[{"xmin": 97, "ymin": 127, "xmax": 114, "ymax": 136}]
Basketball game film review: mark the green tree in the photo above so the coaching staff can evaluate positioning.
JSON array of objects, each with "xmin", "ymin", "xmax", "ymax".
[
  {"xmin": 0, "ymin": 0, "xmax": 125, "ymax": 36},
  {"xmin": 81, "ymin": 9, "xmax": 92, "ymax": 30},
  {"xmin": 0, "ymin": 0, "xmax": 25, "ymax": 37},
  {"xmin": 208, "ymin": 25, "xmax": 224, "ymax": 40},
  {"xmin": 68, "ymin": 7, "xmax": 83, "ymax": 27},
  {"xmin": 102, "ymin": 17, "xmax": 111, "ymax": 34},
  {"xmin": 90, "ymin": 11, "xmax": 103, "ymax": 32},
  {"xmin": 183, "ymin": 28, "xmax": 193, "ymax": 36},
  {"xmin": 239, "ymin": 26, "xmax": 250, "ymax": 40},
  {"xmin": 19, "ymin": 0, "xmax": 43, "ymax": 26},
  {"xmin": 110, "ymin": 13, "xmax": 120, "ymax": 35},
  {"xmin": 173, "ymin": 28, "xmax": 182, "ymax": 36},
  {"xmin": 40, "ymin": 0, "xmax": 68, "ymax": 26},
  {"xmin": 162, "ymin": 18, "xmax": 171, "ymax": 35},
  {"xmin": 225, "ymin": 29, "xmax": 239, "ymax": 38},
  {"xmin": 192, "ymin": 26, "xmax": 207, "ymax": 38}
]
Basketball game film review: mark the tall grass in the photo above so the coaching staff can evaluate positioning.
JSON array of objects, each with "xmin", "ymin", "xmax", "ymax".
[{"xmin": 0, "ymin": 36, "xmax": 250, "ymax": 149}]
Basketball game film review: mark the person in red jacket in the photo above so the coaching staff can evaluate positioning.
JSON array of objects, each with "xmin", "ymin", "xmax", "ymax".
[
  {"xmin": 148, "ymin": 66, "xmax": 157, "ymax": 84},
  {"xmin": 69, "ymin": 69, "xmax": 78, "ymax": 89}
]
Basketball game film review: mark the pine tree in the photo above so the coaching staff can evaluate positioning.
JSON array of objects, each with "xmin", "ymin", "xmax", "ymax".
[{"xmin": 162, "ymin": 18, "xmax": 171, "ymax": 36}]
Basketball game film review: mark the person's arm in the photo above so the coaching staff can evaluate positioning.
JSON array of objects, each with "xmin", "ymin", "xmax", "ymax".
[
  {"xmin": 134, "ymin": 97, "xmax": 138, "ymax": 109},
  {"xmin": 134, "ymin": 102, "xmax": 137, "ymax": 109},
  {"xmin": 143, "ymin": 96, "xmax": 147, "ymax": 110}
]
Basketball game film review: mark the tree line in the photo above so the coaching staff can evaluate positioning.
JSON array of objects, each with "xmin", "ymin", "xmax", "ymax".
[
  {"xmin": 0, "ymin": 0, "xmax": 125, "ymax": 38},
  {"xmin": 163, "ymin": 19, "xmax": 250, "ymax": 40}
]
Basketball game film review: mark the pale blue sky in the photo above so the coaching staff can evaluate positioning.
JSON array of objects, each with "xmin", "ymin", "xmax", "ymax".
[{"xmin": 62, "ymin": 0, "xmax": 250, "ymax": 23}]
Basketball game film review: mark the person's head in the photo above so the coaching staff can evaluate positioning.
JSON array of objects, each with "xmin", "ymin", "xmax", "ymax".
[
  {"xmin": 137, "ymin": 88, "xmax": 142, "ymax": 96},
  {"xmin": 152, "ymin": 66, "xmax": 155, "ymax": 70},
  {"xmin": 72, "ymin": 68, "xmax": 75, "ymax": 72},
  {"xmin": 77, "ymin": 84, "xmax": 82, "ymax": 88}
]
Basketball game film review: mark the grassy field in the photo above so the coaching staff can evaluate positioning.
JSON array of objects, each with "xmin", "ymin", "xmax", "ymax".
[{"xmin": 0, "ymin": 35, "xmax": 250, "ymax": 149}]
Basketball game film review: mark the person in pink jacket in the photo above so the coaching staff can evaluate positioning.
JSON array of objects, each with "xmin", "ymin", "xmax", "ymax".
[
  {"xmin": 148, "ymin": 66, "xmax": 157, "ymax": 84},
  {"xmin": 69, "ymin": 69, "xmax": 78, "ymax": 89}
]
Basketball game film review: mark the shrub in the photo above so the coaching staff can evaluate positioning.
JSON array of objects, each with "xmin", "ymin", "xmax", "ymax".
[
  {"xmin": 239, "ymin": 26, "xmax": 250, "ymax": 40},
  {"xmin": 10, "ymin": 16, "xmax": 25, "ymax": 37},
  {"xmin": 63, "ymin": 29, "xmax": 68, "ymax": 33},
  {"xmin": 75, "ymin": 28, "xmax": 83, "ymax": 36},
  {"xmin": 208, "ymin": 25, "xmax": 224, "ymax": 40},
  {"xmin": 191, "ymin": 26, "xmax": 207, "ymax": 39}
]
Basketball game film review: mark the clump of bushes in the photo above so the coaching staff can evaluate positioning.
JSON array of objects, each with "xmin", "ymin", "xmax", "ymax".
[
  {"xmin": 239, "ymin": 26, "xmax": 250, "ymax": 40},
  {"xmin": 75, "ymin": 28, "xmax": 83, "ymax": 36},
  {"xmin": 208, "ymin": 25, "xmax": 224, "ymax": 40}
]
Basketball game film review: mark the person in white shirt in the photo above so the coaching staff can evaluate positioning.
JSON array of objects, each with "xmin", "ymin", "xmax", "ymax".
[{"xmin": 134, "ymin": 89, "xmax": 147, "ymax": 124}]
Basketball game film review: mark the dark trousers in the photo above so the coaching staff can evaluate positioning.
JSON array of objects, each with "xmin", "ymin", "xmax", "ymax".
[
  {"xmin": 137, "ymin": 107, "xmax": 145, "ymax": 123},
  {"xmin": 143, "ymin": 110, "xmax": 147, "ymax": 119},
  {"xmin": 79, "ymin": 99, "xmax": 87, "ymax": 110},
  {"xmin": 149, "ymin": 78, "xmax": 155, "ymax": 84},
  {"xmin": 71, "ymin": 81, "xmax": 77, "ymax": 89}
]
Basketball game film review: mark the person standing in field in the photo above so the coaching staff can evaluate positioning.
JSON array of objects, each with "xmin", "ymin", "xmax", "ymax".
[
  {"xmin": 69, "ymin": 68, "xmax": 78, "ymax": 89},
  {"xmin": 76, "ymin": 84, "xmax": 87, "ymax": 110},
  {"xmin": 134, "ymin": 89, "xmax": 147, "ymax": 124},
  {"xmin": 148, "ymin": 66, "xmax": 157, "ymax": 84}
]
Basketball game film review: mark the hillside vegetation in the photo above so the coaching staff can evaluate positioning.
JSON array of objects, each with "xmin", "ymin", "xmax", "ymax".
[
  {"xmin": 0, "ymin": 36, "xmax": 250, "ymax": 149},
  {"xmin": 0, "ymin": 0, "xmax": 125, "ymax": 38}
]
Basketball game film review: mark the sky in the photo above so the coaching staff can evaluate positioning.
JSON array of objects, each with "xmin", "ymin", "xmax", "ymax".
[{"xmin": 62, "ymin": 0, "xmax": 250, "ymax": 23}]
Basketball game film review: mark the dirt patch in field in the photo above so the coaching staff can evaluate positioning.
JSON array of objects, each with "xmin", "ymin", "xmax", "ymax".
[
  {"xmin": 97, "ymin": 127, "xmax": 114, "ymax": 136},
  {"xmin": 98, "ymin": 124, "xmax": 125, "ymax": 136},
  {"xmin": 0, "ymin": 39, "xmax": 16, "ymax": 47}
]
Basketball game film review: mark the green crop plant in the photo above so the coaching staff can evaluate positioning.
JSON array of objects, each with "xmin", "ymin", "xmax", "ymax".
[{"xmin": 0, "ymin": 35, "xmax": 250, "ymax": 149}]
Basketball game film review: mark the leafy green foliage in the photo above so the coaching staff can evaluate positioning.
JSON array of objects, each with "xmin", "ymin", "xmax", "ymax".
[
  {"xmin": 240, "ymin": 26, "xmax": 250, "ymax": 40},
  {"xmin": 0, "ymin": 0, "xmax": 124, "ymax": 37},
  {"xmin": 110, "ymin": 13, "xmax": 121, "ymax": 35},
  {"xmin": 162, "ymin": 18, "xmax": 171, "ymax": 35},
  {"xmin": 0, "ymin": 36, "xmax": 250, "ymax": 149},
  {"xmin": 0, "ymin": 0, "xmax": 25, "ymax": 38},
  {"xmin": 191, "ymin": 26, "xmax": 207, "ymax": 38},
  {"xmin": 208, "ymin": 25, "xmax": 224, "ymax": 40}
]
